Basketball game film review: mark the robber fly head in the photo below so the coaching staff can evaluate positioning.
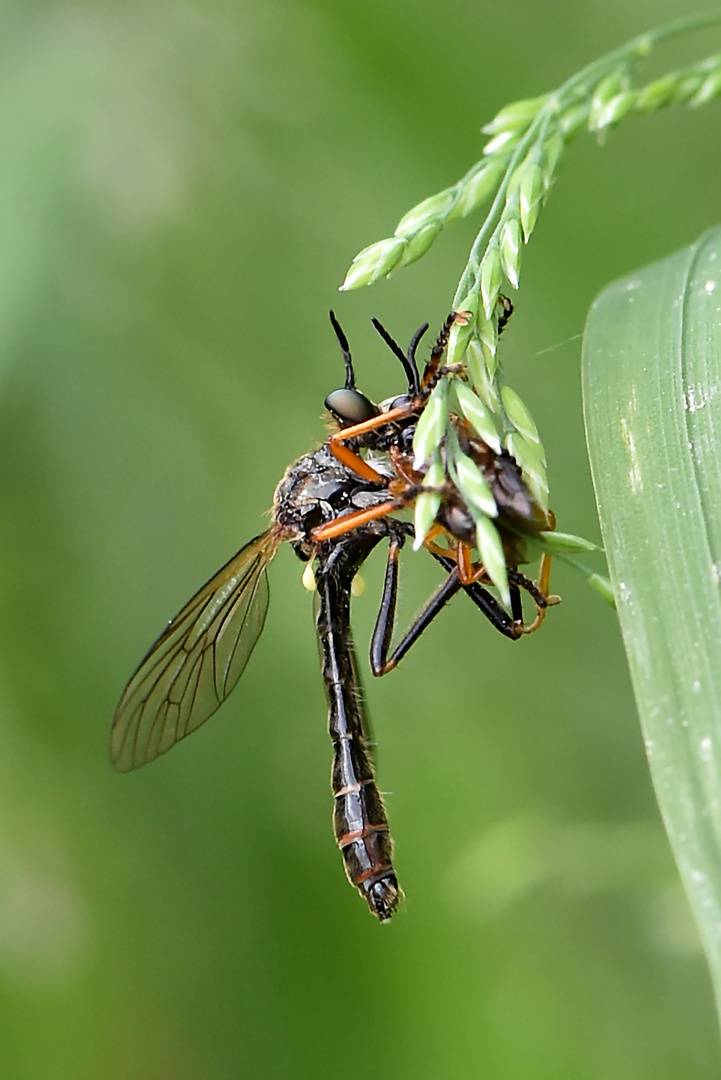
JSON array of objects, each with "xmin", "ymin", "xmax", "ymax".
[{"xmin": 324, "ymin": 311, "xmax": 430, "ymax": 425}]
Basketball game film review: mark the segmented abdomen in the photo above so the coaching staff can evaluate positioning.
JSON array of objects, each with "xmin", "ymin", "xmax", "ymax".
[{"xmin": 314, "ymin": 536, "xmax": 401, "ymax": 922}]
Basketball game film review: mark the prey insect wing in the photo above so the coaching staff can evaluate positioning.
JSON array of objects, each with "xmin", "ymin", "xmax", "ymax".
[{"xmin": 111, "ymin": 530, "xmax": 279, "ymax": 773}]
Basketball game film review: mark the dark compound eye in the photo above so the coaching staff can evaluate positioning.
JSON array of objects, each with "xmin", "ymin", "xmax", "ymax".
[{"xmin": 324, "ymin": 387, "xmax": 379, "ymax": 426}]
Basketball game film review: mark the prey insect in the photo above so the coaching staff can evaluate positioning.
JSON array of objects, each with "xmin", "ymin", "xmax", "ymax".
[
  {"xmin": 319, "ymin": 299, "xmax": 557, "ymax": 636},
  {"xmin": 111, "ymin": 305, "xmax": 558, "ymax": 921}
]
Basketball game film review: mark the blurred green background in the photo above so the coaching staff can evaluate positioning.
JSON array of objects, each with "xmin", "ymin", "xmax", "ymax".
[{"xmin": 0, "ymin": 1, "xmax": 720, "ymax": 1077}]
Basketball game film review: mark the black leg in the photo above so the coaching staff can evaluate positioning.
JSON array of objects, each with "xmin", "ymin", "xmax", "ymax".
[
  {"xmin": 370, "ymin": 539, "xmax": 521, "ymax": 678},
  {"xmin": 420, "ymin": 313, "xmax": 456, "ymax": 391},
  {"xmin": 508, "ymin": 568, "xmax": 548, "ymax": 609},
  {"xmin": 510, "ymin": 581, "xmax": 523, "ymax": 623},
  {"xmin": 432, "ymin": 552, "xmax": 520, "ymax": 640},
  {"xmin": 370, "ymin": 538, "xmax": 468, "ymax": 675}
]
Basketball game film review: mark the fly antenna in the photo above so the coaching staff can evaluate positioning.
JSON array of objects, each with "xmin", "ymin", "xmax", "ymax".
[
  {"xmin": 329, "ymin": 310, "xmax": 356, "ymax": 390},
  {"xmin": 371, "ymin": 317, "xmax": 423, "ymax": 397},
  {"xmin": 406, "ymin": 322, "xmax": 428, "ymax": 397}
]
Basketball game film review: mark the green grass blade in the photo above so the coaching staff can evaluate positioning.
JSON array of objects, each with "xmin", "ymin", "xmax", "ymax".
[{"xmin": 583, "ymin": 226, "xmax": 721, "ymax": 1013}]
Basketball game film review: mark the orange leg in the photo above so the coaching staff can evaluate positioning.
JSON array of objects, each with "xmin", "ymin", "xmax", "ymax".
[
  {"xmin": 518, "ymin": 509, "xmax": 560, "ymax": 634},
  {"xmin": 420, "ymin": 525, "xmax": 456, "ymax": 559},
  {"xmin": 330, "ymin": 403, "xmax": 414, "ymax": 442},
  {"xmin": 518, "ymin": 554, "xmax": 561, "ymax": 634},
  {"xmin": 327, "ymin": 442, "xmax": 387, "ymax": 484},
  {"xmin": 327, "ymin": 404, "xmax": 416, "ymax": 483},
  {"xmin": 311, "ymin": 500, "xmax": 399, "ymax": 543},
  {"xmin": 455, "ymin": 529, "xmax": 561, "ymax": 634},
  {"xmin": 456, "ymin": 543, "xmax": 492, "ymax": 587}
]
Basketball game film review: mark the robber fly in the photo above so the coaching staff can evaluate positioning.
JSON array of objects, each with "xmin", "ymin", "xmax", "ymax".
[{"xmin": 111, "ymin": 308, "xmax": 556, "ymax": 921}]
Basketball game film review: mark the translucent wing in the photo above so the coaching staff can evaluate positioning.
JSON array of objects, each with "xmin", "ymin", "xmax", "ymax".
[{"xmin": 111, "ymin": 530, "xmax": 279, "ymax": 772}]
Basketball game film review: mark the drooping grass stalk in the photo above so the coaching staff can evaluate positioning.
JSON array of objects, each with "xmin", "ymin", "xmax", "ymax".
[{"xmin": 339, "ymin": 12, "xmax": 721, "ymax": 599}]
